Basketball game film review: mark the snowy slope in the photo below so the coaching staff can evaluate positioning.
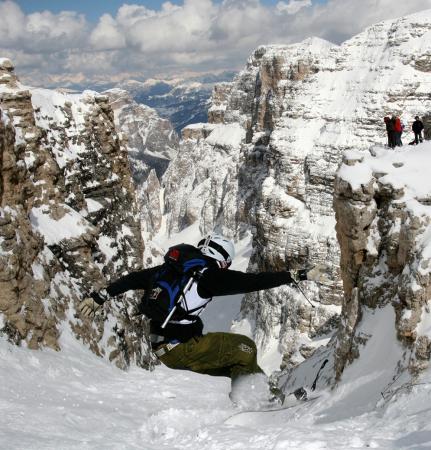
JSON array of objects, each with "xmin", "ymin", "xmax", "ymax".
[
  {"xmin": 1, "ymin": 328, "xmax": 431, "ymax": 450},
  {"xmin": 4, "ymin": 169, "xmax": 428, "ymax": 449}
]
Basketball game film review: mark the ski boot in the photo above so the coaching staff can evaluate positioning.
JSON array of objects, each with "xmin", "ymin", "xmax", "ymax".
[{"xmin": 293, "ymin": 387, "xmax": 308, "ymax": 401}]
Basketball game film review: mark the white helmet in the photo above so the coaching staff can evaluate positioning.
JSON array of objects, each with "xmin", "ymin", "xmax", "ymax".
[{"xmin": 197, "ymin": 234, "xmax": 235, "ymax": 268}]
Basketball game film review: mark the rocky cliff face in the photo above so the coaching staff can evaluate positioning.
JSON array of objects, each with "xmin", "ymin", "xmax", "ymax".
[
  {"xmin": 105, "ymin": 88, "xmax": 179, "ymax": 251},
  {"xmin": 105, "ymin": 88, "xmax": 179, "ymax": 183},
  {"xmin": 0, "ymin": 59, "xmax": 152, "ymax": 369},
  {"xmin": 161, "ymin": 11, "xmax": 431, "ymax": 371},
  {"xmin": 333, "ymin": 143, "xmax": 431, "ymax": 381},
  {"xmin": 162, "ymin": 122, "xmax": 245, "ymax": 240}
]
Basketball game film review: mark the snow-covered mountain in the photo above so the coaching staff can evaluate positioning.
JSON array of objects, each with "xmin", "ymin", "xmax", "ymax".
[
  {"xmin": 1, "ymin": 9, "xmax": 431, "ymax": 448},
  {"xmin": 0, "ymin": 58, "xmax": 152, "ymax": 369},
  {"xmin": 159, "ymin": 10, "xmax": 431, "ymax": 373},
  {"xmin": 116, "ymin": 72, "xmax": 235, "ymax": 133},
  {"xmin": 1, "ymin": 8, "xmax": 430, "ymax": 384},
  {"xmin": 104, "ymin": 88, "xmax": 179, "ymax": 183},
  {"xmin": 104, "ymin": 88, "xmax": 179, "ymax": 243}
]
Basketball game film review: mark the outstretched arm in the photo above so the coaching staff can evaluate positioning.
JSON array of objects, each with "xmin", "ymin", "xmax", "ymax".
[
  {"xmin": 79, "ymin": 266, "xmax": 161, "ymax": 318},
  {"xmin": 197, "ymin": 268, "xmax": 294, "ymax": 298},
  {"xmin": 106, "ymin": 266, "xmax": 160, "ymax": 296}
]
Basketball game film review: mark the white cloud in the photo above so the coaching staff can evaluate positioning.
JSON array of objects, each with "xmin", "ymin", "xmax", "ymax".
[
  {"xmin": 211, "ymin": 0, "xmax": 272, "ymax": 42},
  {"xmin": 116, "ymin": 4, "xmax": 157, "ymax": 27},
  {"xmin": 90, "ymin": 14, "xmax": 126, "ymax": 50},
  {"xmin": 124, "ymin": 0, "xmax": 218, "ymax": 53},
  {"xmin": 276, "ymin": 0, "xmax": 312, "ymax": 15},
  {"xmin": 300, "ymin": 0, "xmax": 431, "ymax": 43},
  {"xmin": 1, "ymin": 0, "xmax": 431, "ymax": 86},
  {"xmin": 0, "ymin": 1, "xmax": 26, "ymax": 44},
  {"xmin": 0, "ymin": 0, "xmax": 87, "ymax": 52}
]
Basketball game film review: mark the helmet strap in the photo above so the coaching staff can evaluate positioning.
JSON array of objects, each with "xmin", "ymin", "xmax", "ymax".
[
  {"xmin": 217, "ymin": 260, "xmax": 230, "ymax": 269},
  {"xmin": 203, "ymin": 234, "xmax": 212, "ymax": 249}
]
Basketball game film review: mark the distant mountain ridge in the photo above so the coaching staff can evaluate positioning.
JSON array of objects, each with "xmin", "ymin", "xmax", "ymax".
[
  {"xmin": 104, "ymin": 88, "xmax": 179, "ymax": 183},
  {"xmin": 116, "ymin": 71, "xmax": 236, "ymax": 133}
]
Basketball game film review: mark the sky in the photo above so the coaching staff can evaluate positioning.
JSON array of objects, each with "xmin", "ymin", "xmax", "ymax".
[
  {"xmin": 13, "ymin": 0, "xmax": 329, "ymax": 22},
  {"xmin": 1, "ymin": 0, "xmax": 431, "ymax": 88}
]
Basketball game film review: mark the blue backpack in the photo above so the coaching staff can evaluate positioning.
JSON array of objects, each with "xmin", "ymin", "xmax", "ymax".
[{"xmin": 140, "ymin": 244, "xmax": 213, "ymax": 325}]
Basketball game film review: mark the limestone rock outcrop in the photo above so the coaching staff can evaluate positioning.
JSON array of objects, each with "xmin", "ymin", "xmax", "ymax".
[
  {"xmin": 105, "ymin": 88, "xmax": 179, "ymax": 252},
  {"xmin": 105, "ymin": 88, "xmax": 179, "ymax": 184},
  {"xmin": 0, "ymin": 59, "xmax": 152, "ymax": 369},
  {"xmin": 334, "ymin": 144, "xmax": 431, "ymax": 379}
]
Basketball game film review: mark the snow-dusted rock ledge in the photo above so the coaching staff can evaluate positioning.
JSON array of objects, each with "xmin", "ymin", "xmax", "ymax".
[
  {"xmin": 334, "ymin": 142, "xmax": 431, "ymax": 378},
  {"xmin": 0, "ymin": 59, "xmax": 152, "ymax": 369}
]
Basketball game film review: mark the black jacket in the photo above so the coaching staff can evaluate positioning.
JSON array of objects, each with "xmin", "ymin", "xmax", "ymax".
[
  {"xmin": 412, "ymin": 120, "xmax": 424, "ymax": 133},
  {"xmin": 106, "ymin": 265, "xmax": 294, "ymax": 342},
  {"xmin": 106, "ymin": 266, "xmax": 293, "ymax": 299}
]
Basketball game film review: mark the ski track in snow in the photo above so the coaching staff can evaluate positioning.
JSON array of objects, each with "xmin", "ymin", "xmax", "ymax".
[{"xmin": 1, "ymin": 333, "xmax": 431, "ymax": 450}]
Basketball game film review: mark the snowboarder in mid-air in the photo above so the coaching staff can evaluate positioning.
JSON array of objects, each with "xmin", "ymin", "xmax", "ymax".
[{"xmin": 79, "ymin": 234, "xmax": 322, "ymax": 407}]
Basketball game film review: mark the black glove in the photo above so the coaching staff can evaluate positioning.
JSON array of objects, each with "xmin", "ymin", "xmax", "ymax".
[
  {"xmin": 90, "ymin": 290, "xmax": 108, "ymax": 305},
  {"xmin": 292, "ymin": 264, "xmax": 330, "ymax": 283},
  {"xmin": 79, "ymin": 289, "xmax": 108, "ymax": 318},
  {"xmin": 297, "ymin": 269, "xmax": 308, "ymax": 281}
]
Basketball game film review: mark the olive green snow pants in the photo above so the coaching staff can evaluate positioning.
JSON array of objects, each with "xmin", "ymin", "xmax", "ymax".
[{"xmin": 158, "ymin": 332, "xmax": 263, "ymax": 379}]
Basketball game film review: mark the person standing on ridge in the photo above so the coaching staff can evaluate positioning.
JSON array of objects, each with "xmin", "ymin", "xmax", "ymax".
[
  {"xmin": 393, "ymin": 115, "xmax": 403, "ymax": 147},
  {"xmin": 79, "ymin": 233, "xmax": 325, "ymax": 407},
  {"xmin": 384, "ymin": 116, "xmax": 395, "ymax": 148},
  {"xmin": 412, "ymin": 116, "xmax": 424, "ymax": 145}
]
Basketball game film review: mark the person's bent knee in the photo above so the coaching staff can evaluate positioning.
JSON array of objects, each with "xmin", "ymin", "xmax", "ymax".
[
  {"xmin": 233, "ymin": 334, "xmax": 258, "ymax": 365},
  {"xmin": 237, "ymin": 335, "xmax": 257, "ymax": 354}
]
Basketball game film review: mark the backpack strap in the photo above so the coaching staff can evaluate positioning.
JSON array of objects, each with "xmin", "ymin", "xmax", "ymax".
[{"xmin": 160, "ymin": 267, "xmax": 206, "ymax": 328}]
